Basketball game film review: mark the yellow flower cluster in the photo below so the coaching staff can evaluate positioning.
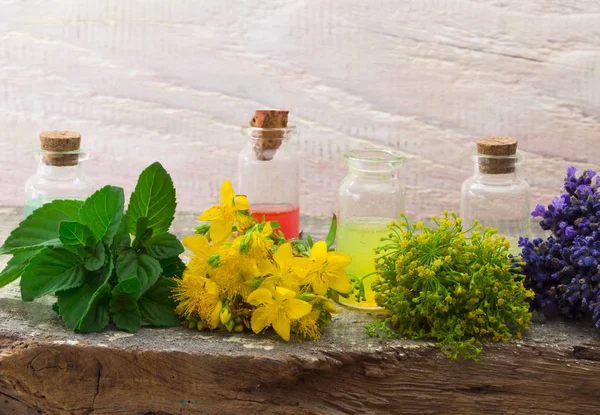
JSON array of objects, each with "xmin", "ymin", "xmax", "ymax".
[
  {"xmin": 173, "ymin": 181, "xmax": 352, "ymax": 341},
  {"xmin": 368, "ymin": 211, "xmax": 533, "ymax": 360}
]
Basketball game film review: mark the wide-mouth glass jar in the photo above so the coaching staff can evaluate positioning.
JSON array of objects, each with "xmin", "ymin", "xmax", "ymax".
[
  {"xmin": 337, "ymin": 149, "xmax": 405, "ymax": 309},
  {"xmin": 460, "ymin": 140, "xmax": 531, "ymax": 253},
  {"xmin": 238, "ymin": 126, "xmax": 299, "ymax": 239}
]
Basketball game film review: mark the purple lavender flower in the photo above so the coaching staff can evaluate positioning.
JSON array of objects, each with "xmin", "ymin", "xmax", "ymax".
[
  {"xmin": 532, "ymin": 204, "xmax": 546, "ymax": 218},
  {"xmin": 552, "ymin": 196, "xmax": 567, "ymax": 210},
  {"xmin": 565, "ymin": 226, "xmax": 577, "ymax": 240},
  {"xmin": 521, "ymin": 166, "xmax": 600, "ymax": 328}
]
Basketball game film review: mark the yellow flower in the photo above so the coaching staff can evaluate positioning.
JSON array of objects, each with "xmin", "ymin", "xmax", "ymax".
[
  {"xmin": 182, "ymin": 234, "xmax": 216, "ymax": 277},
  {"xmin": 173, "ymin": 276, "xmax": 223, "ymax": 329},
  {"xmin": 321, "ymin": 298, "xmax": 341, "ymax": 314},
  {"xmin": 220, "ymin": 305, "xmax": 232, "ymax": 325},
  {"xmin": 292, "ymin": 310, "xmax": 322, "ymax": 341},
  {"xmin": 211, "ymin": 244, "xmax": 261, "ymax": 297},
  {"xmin": 184, "ymin": 234, "xmax": 212, "ymax": 257},
  {"xmin": 292, "ymin": 241, "xmax": 352, "ymax": 295},
  {"xmin": 248, "ymin": 287, "xmax": 312, "ymax": 341},
  {"xmin": 247, "ymin": 222, "xmax": 274, "ymax": 260},
  {"xmin": 199, "ymin": 180, "xmax": 250, "ymax": 244},
  {"xmin": 259, "ymin": 243, "xmax": 300, "ymax": 291},
  {"xmin": 236, "ymin": 213, "xmax": 256, "ymax": 234}
]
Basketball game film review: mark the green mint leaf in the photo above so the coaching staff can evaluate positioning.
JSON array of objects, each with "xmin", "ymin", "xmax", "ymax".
[
  {"xmin": 112, "ymin": 276, "xmax": 142, "ymax": 300},
  {"xmin": 138, "ymin": 276, "xmax": 179, "ymax": 327},
  {"xmin": 132, "ymin": 217, "xmax": 153, "ymax": 250},
  {"xmin": 325, "ymin": 214, "xmax": 338, "ymax": 249},
  {"xmin": 20, "ymin": 248, "xmax": 86, "ymax": 301},
  {"xmin": 116, "ymin": 249, "xmax": 162, "ymax": 293},
  {"xmin": 125, "ymin": 162, "xmax": 176, "ymax": 237},
  {"xmin": 159, "ymin": 256, "xmax": 186, "ymax": 279},
  {"xmin": 145, "ymin": 233, "xmax": 184, "ymax": 259},
  {"xmin": 0, "ymin": 200, "xmax": 83, "ymax": 255},
  {"xmin": 76, "ymin": 285, "xmax": 112, "ymax": 333},
  {"xmin": 112, "ymin": 302, "xmax": 141, "ymax": 333},
  {"xmin": 56, "ymin": 260, "xmax": 113, "ymax": 333},
  {"xmin": 111, "ymin": 220, "xmax": 131, "ymax": 257},
  {"xmin": 84, "ymin": 243, "xmax": 106, "ymax": 271},
  {"xmin": 59, "ymin": 221, "xmax": 93, "ymax": 247},
  {"xmin": 0, "ymin": 249, "xmax": 42, "ymax": 289},
  {"xmin": 110, "ymin": 277, "xmax": 142, "ymax": 333},
  {"xmin": 135, "ymin": 217, "xmax": 152, "ymax": 240},
  {"xmin": 79, "ymin": 186, "xmax": 125, "ymax": 244},
  {"xmin": 58, "ymin": 221, "xmax": 95, "ymax": 257}
]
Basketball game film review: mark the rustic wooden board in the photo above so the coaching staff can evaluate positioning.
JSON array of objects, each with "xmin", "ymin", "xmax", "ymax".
[
  {"xmin": 0, "ymin": 207, "xmax": 599, "ymax": 414},
  {"xmin": 1, "ymin": 1, "xmax": 600, "ymax": 219}
]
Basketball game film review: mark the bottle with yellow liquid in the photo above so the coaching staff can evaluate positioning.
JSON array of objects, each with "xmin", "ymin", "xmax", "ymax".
[{"xmin": 337, "ymin": 149, "xmax": 405, "ymax": 309}]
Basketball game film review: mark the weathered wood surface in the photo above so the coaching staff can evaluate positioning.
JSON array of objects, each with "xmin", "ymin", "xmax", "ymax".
[
  {"xmin": 1, "ymin": 1, "xmax": 600, "ymax": 219},
  {"xmin": 0, "ymin": 207, "xmax": 599, "ymax": 415}
]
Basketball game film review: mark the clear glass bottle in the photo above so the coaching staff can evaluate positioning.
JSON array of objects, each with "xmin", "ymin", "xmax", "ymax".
[
  {"xmin": 238, "ymin": 125, "xmax": 299, "ymax": 239},
  {"xmin": 24, "ymin": 131, "xmax": 92, "ymax": 218},
  {"xmin": 337, "ymin": 149, "xmax": 405, "ymax": 309},
  {"xmin": 460, "ymin": 137, "xmax": 531, "ymax": 253}
]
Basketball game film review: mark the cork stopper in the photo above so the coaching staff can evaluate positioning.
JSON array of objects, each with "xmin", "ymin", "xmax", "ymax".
[
  {"xmin": 476, "ymin": 137, "xmax": 518, "ymax": 174},
  {"xmin": 40, "ymin": 131, "xmax": 82, "ymax": 166},
  {"xmin": 249, "ymin": 110, "xmax": 289, "ymax": 161}
]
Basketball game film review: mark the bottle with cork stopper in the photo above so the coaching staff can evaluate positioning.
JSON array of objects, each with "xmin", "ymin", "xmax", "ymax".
[
  {"xmin": 24, "ymin": 131, "xmax": 93, "ymax": 217},
  {"xmin": 238, "ymin": 110, "xmax": 299, "ymax": 239},
  {"xmin": 336, "ymin": 148, "xmax": 406, "ymax": 310},
  {"xmin": 460, "ymin": 137, "xmax": 531, "ymax": 252}
]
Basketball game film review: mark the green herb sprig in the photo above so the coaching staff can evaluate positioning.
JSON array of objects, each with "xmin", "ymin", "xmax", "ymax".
[
  {"xmin": 367, "ymin": 211, "xmax": 534, "ymax": 361},
  {"xmin": 0, "ymin": 162, "xmax": 185, "ymax": 333}
]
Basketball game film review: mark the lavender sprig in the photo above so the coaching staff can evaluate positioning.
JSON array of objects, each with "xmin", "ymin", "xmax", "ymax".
[{"xmin": 521, "ymin": 167, "xmax": 600, "ymax": 328}]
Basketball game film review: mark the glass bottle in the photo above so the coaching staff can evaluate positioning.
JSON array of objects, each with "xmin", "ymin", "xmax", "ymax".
[
  {"xmin": 460, "ymin": 137, "xmax": 531, "ymax": 253},
  {"xmin": 337, "ymin": 149, "xmax": 405, "ymax": 309},
  {"xmin": 238, "ymin": 125, "xmax": 299, "ymax": 239},
  {"xmin": 24, "ymin": 131, "xmax": 92, "ymax": 218}
]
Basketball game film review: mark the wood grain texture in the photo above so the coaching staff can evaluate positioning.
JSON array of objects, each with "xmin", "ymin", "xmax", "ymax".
[
  {"xmin": 0, "ymin": 208, "xmax": 598, "ymax": 415},
  {"xmin": 0, "ymin": 1, "xmax": 599, "ymax": 218}
]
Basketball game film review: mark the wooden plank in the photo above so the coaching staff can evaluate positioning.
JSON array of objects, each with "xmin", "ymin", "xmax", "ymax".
[
  {"xmin": 1, "ymin": 1, "xmax": 599, "ymax": 219},
  {"xmin": 0, "ymin": 207, "xmax": 599, "ymax": 414}
]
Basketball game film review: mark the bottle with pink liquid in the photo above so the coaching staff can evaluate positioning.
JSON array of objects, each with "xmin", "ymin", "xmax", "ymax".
[{"xmin": 238, "ymin": 110, "xmax": 300, "ymax": 240}]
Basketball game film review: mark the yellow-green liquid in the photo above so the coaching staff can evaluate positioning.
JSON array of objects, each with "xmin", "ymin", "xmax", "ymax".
[{"xmin": 337, "ymin": 217, "xmax": 391, "ymax": 309}]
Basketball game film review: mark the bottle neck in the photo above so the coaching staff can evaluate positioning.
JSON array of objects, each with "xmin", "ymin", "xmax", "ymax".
[
  {"xmin": 36, "ymin": 163, "xmax": 84, "ymax": 180},
  {"xmin": 246, "ymin": 136, "xmax": 292, "ymax": 146},
  {"xmin": 472, "ymin": 170, "xmax": 518, "ymax": 184},
  {"xmin": 348, "ymin": 168, "xmax": 398, "ymax": 181}
]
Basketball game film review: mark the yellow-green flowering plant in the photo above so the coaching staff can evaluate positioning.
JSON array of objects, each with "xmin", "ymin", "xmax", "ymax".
[
  {"xmin": 367, "ymin": 211, "xmax": 534, "ymax": 360},
  {"xmin": 173, "ymin": 180, "xmax": 351, "ymax": 341}
]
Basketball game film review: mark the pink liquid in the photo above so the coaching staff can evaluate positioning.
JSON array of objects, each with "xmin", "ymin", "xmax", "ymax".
[{"xmin": 251, "ymin": 204, "xmax": 300, "ymax": 240}]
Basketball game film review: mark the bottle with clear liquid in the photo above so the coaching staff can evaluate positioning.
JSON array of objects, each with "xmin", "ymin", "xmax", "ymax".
[
  {"xmin": 337, "ymin": 149, "xmax": 405, "ymax": 309},
  {"xmin": 24, "ymin": 131, "xmax": 93, "ymax": 217},
  {"xmin": 460, "ymin": 137, "xmax": 531, "ymax": 253},
  {"xmin": 238, "ymin": 110, "xmax": 299, "ymax": 239}
]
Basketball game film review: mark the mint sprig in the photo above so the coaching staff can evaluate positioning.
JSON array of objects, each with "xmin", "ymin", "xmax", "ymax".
[
  {"xmin": 125, "ymin": 162, "xmax": 176, "ymax": 237},
  {"xmin": 0, "ymin": 161, "xmax": 183, "ymax": 333}
]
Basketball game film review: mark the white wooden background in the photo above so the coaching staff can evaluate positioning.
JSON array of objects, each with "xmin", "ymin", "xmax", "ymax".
[{"xmin": 1, "ymin": 0, "xmax": 599, "ymax": 219}]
